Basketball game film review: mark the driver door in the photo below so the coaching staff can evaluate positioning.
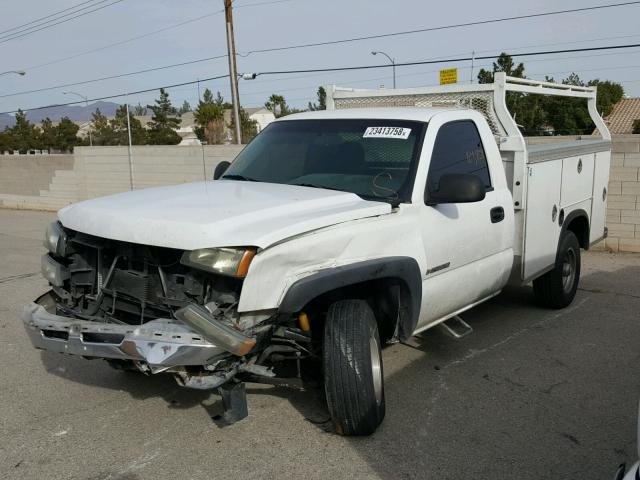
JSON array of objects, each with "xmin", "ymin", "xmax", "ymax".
[{"xmin": 416, "ymin": 120, "xmax": 511, "ymax": 330}]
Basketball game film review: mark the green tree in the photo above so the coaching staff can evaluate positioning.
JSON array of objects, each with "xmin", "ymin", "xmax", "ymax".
[
  {"xmin": 308, "ymin": 86, "xmax": 326, "ymax": 111},
  {"xmin": 10, "ymin": 110, "xmax": 39, "ymax": 153},
  {"xmin": 264, "ymin": 93, "xmax": 302, "ymax": 118},
  {"xmin": 40, "ymin": 118, "xmax": 57, "ymax": 151},
  {"xmin": 588, "ymin": 79, "xmax": 624, "ymax": 118},
  {"xmin": 0, "ymin": 128, "xmax": 12, "ymax": 153},
  {"xmin": 477, "ymin": 53, "xmax": 539, "ymax": 131},
  {"xmin": 478, "ymin": 53, "xmax": 624, "ymax": 135},
  {"xmin": 215, "ymin": 90, "xmax": 231, "ymax": 109},
  {"xmin": 194, "ymin": 88, "xmax": 225, "ymax": 144},
  {"xmin": 56, "ymin": 117, "xmax": 80, "ymax": 152},
  {"xmin": 179, "ymin": 100, "xmax": 192, "ymax": 114},
  {"xmin": 91, "ymin": 108, "xmax": 116, "ymax": 145},
  {"xmin": 147, "ymin": 88, "xmax": 181, "ymax": 145},
  {"xmin": 265, "ymin": 94, "xmax": 288, "ymax": 117},
  {"xmin": 133, "ymin": 103, "xmax": 147, "ymax": 116},
  {"xmin": 228, "ymin": 107, "xmax": 258, "ymax": 144},
  {"xmin": 539, "ymin": 76, "xmax": 622, "ymax": 135},
  {"xmin": 633, "ymin": 119, "xmax": 640, "ymax": 134},
  {"xmin": 477, "ymin": 52, "xmax": 525, "ymax": 84},
  {"xmin": 111, "ymin": 105, "xmax": 146, "ymax": 145}
]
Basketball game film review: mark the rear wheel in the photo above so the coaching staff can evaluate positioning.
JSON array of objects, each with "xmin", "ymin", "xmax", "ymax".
[
  {"xmin": 533, "ymin": 231, "xmax": 581, "ymax": 309},
  {"xmin": 323, "ymin": 299, "xmax": 385, "ymax": 436}
]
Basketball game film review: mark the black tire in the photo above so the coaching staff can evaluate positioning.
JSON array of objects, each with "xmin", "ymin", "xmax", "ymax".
[
  {"xmin": 533, "ymin": 231, "xmax": 581, "ymax": 309},
  {"xmin": 323, "ymin": 299, "xmax": 385, "ymax": 436}
]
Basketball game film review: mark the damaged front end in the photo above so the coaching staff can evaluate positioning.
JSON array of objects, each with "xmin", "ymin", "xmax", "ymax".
[{"xmin": 24, "ymin": 222, "xmax": 313, "ymax": 403}]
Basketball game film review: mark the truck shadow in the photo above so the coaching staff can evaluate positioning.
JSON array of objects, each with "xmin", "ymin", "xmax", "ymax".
[
  {"xmin": 39, "ymin": 351, "xmax": 214, "ymax": 410},
  {"xmin": 318, "ymin": 265, "xmax": 640, "ymax": 480}
]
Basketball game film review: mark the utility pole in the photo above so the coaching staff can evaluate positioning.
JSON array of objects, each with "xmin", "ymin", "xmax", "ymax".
[
  {"xmin": 125, "ymin": 99, "xmax": 134, "ymax": 190},
  {"xmin": 224, "ymin": 0, "xmax": 242, "ymax": 144}
]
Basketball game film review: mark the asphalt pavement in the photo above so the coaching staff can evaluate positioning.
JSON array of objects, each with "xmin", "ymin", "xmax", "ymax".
[{"xmin": 1, "ymin": 208, "xmax": 639, "ymax": 480}]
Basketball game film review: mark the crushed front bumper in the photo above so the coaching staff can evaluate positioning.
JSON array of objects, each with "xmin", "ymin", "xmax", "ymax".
[{"xmin": 22, "ymin": 296, "xmax": 226, "ymax": 368}]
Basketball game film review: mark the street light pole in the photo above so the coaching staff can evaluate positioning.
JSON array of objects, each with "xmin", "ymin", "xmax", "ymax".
[
  {"xmin": 371, "ymin": 51, "xmax": 396, "ymax": 89},
  {"xmin": 224, "ymin": 0, "xmax": 242, "ymax": 144},
  {"xmin": 0, "ymin": 70, "xmax": 26, "ymax": 77},
  {"xmin": 63, "ymin": 91, "xmax": 92, "ymax": 146}
]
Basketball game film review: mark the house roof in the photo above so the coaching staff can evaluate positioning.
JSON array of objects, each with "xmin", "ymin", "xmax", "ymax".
[
  {"xmin": 604, "ymin": 98, "xmax": 640, "ymax": 134},
  {"xmin": 244, "ymin": 107, "xmax": 270, "ymax": 115}
]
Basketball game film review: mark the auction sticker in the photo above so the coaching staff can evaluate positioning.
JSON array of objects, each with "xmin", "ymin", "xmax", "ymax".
[{"xmin": 363, "ymin": 126, "xmax": 411, "ymax": 139}]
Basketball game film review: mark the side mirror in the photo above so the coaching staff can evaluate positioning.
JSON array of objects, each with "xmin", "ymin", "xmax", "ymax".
[
  {"xmin": 213, "ymin": 161, "xmax": 230, "ymax": 180},
  {"xmin": 426, "ymin": 174, "xmax": 486, "ymax": 206}
]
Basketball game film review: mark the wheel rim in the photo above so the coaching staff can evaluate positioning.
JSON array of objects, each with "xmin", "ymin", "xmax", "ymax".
[
  {"xmin": 561, "ymin": 248, "xmax": 577, "ymax": 294},
  {"xmin": 369, "ymin": 334, "xmax": 383, "ymax": 406}
]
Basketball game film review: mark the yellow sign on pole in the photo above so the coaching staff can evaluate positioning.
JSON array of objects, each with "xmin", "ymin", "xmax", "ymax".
[{"xmin": 439, "ymin": 68, "xmax": 458, "ymax": 85}]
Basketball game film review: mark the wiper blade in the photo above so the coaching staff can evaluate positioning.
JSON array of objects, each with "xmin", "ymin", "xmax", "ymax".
[
  {"xmin": 358, "ymin": 193, "xmax": 401, "ymax": 208},
  {"xmin": 222, "ymin": 174, "xmax": 258, "ymax": 182},
  {"xmin": 290, "ymin": 182, "xmax": 345, "ymax": 192}
]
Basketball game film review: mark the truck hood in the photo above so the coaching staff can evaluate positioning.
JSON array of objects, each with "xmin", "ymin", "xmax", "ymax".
[{"xmin": 58, "ymin": 180, "xmax": 392, "ymax": 250}]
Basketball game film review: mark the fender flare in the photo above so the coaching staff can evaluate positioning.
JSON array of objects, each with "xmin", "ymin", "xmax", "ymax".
[
  {"xmin": 559, "ymin": 208, "xmax": 590, "ymax": 252},
  {"xmin": 278, "ymin": 256, "xmax": 422, "ymax": 340}
]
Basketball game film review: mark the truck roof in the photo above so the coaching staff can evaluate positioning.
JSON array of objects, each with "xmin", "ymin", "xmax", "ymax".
[{"xmin": 276, "ymin": 107, "xmax": 458, "ymax": 123}]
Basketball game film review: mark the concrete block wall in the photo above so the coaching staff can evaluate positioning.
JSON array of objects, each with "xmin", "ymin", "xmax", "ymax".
[
  {"xmin": 0, "ymin": 154, "xmax": 73, "ymax": 195},
  {"xmin": 605, "ymin": 135, "xmax": 640, "ymax": 253},
  {"xmin": 73, "ymin": 145, "xmax": 244, "ymax": 201},
  {"xmin": 0, "ymin": 145, "xmax": 243, "ymax": 211}
]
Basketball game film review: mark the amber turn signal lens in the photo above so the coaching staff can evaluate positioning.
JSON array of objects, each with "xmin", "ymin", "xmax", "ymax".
[{"xmin": 236, "ymin": 249, "xmax": 255, "ymax": 277}]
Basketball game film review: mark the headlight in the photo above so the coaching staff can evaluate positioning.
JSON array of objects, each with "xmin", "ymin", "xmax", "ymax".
[
  {"xmin": 181, "ymin": 247, "xmax": 256, "ymax": 277},
  {"xmin": 43, "ymin": 222, "xmax": 68, "ymax": 257},
  {"xmin": 41, "ymin": 254, "xmax": 70, "ymax": 287}
]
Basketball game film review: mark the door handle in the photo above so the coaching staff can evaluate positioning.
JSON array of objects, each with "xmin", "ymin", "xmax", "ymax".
[{"xmin": 490, "ymin": 206, "xmax": 505, "ymax": 223}]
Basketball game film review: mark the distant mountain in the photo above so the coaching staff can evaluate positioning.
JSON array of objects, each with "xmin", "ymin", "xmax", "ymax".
[
  {"xmin": 0, "ymin": 113, "xmax": 14, "ymax": 130},
  {"xmin": 0, "ymin": 101, "xmax": 120, "ymax": 130}
]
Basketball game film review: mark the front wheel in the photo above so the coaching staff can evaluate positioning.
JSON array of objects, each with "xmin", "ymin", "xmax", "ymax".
[
  {"xmin": 533, "ymin": 231, "xmax": 581, "ymax": 309},
  {"xmin": 323, "ymin": 299, "xmax": 385, "ymax": 436}
]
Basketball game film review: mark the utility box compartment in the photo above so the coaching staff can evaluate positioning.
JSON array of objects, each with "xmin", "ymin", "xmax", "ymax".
[
  {"xmin": 590, "ymin": 151, "xmax": 611, "ymax": 244},
  {"xmin": 561, "ymin": 154, "xmax": 595, "ymax": 208},
  {"xmin": 523, "ymin": 161, "xmax": 563, "ymax": 280}
]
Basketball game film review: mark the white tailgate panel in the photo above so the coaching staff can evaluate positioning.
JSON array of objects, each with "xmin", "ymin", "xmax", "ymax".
[
  {"xmin": 590, "ymin": 151, "xmax": 611, "ymax": 243},
  {"xmin": 524, "ymin": 161, "xmax": 563, "ymax": 280},
  {"xmin": 561, "ymin": 154, "xmax": 595, "ymax": 207}
]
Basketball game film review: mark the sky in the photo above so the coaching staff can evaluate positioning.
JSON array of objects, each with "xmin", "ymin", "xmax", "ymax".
[{"xmin": 0, "ymin": 0, "xmax": 639, "ymax": 114}]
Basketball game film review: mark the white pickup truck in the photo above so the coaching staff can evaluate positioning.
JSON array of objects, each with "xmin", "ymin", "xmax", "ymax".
[{"xmin": 24, "ymin": 74, "xmax": 611, "ymax": 435}]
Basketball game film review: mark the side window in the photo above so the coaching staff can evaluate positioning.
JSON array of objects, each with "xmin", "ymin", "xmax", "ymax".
[{"xmin": 426, "ymin": 120, "xmax": 492, "ymax": 194}]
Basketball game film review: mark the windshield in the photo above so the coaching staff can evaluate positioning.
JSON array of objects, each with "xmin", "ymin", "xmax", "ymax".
[{"xmin": 222, "ymin": 119, "xmax": 426, "ymax": 204}]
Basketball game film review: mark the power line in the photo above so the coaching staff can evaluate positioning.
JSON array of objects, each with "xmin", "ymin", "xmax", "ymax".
[
  {"xmin": 254, "ymin": 42, "xmax": 640, "ymax": 77},
  {"xmin": 23, "ymin": 10, "xmax": 224, "ymax": 71},
  {"xmin": 0, "ymin": 74, "xmax": 230, "ymax": 114},
  {"xmin": 4, "ymin": 41, "xmax": 640, "ymax": 115},
  {"xmin": 0, "ymin": 0, "xmax": 105, "ymax": 36},
  {"xmin": 0, "ymin": 0, "xmax": 125, "ymax": 45},
  {"xmin": 7, "ymin": 40, "xmax": 640, "ymax": 101},
  {"xmin": 17, "ymin": 0, "xmax": 293, "ymax": 71},
  {"xmin": 239, "ymin": 1, "xmax": 640, "ymax": 55},
  {"xmin": 0, "ymin": 55, "xmax": 228, "ymax": 99}
]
